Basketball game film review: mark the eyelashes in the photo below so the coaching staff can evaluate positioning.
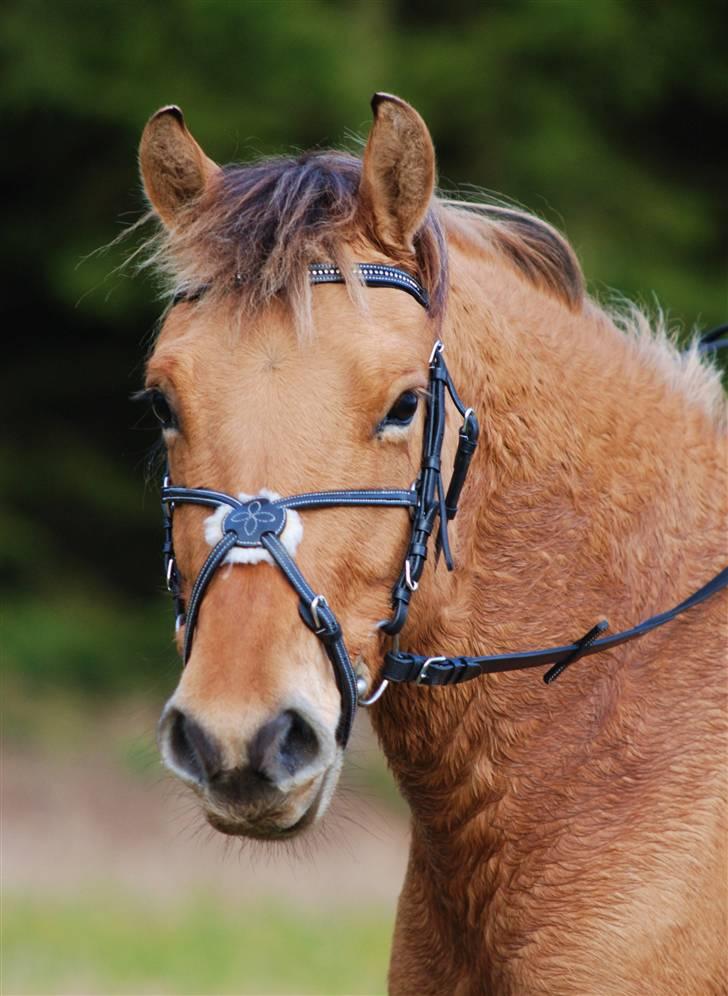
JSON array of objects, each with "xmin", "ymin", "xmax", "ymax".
[
  {"xmin": 133, "ymin": 388, "xmax": 179, "ymax": 431},
  {"xmin": 376, "ymin": 389, "xmax": 423, "ymax": 435}
]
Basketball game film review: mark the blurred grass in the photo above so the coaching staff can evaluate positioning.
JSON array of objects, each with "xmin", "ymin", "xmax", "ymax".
[{"xmin": 2, "ymin": 894, "xmax": 392, "ymax": 995}]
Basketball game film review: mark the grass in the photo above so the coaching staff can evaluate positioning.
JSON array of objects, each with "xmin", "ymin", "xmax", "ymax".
[{"xmin": 2, "ymin": 894, "xmax": 393, "ymax": 995}]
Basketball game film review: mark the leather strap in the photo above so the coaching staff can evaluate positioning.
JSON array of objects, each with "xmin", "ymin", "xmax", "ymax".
[
  {"xmin": 308, "ymin": 263, "xmax": 429, "ymax": 310},
  {"xmin": 262, "ymin": 533, "xmax": 358, "ymax": 746},
  {"xmin": 382, "ymin": 566, "xmax": 728, "ymax": 686},
  {"xmin": 696, "ymin": 322, "xmax": 728, "ymax": 354},
  {"xmin": 182, "ymin": 532, "xmax": 239, "ymax": 663},
  {"xmin": 378, "ymin": 346, "xmax": 480, "ymax": 636},
  {"xmin": 277, "ymin": 489, "xmax": 418, "ymax": 511}
]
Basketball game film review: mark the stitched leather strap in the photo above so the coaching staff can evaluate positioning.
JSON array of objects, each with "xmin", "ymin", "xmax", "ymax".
[
  {"xmin": 276, "ymin": 489, "xmax": 417, "ymax": 511},
  {"xmin": 182, "ymin": 532, "xmax": 239, "ymax": 663},
  {"xmin": 261, "ymin": 533, "xmax": 358, "ymax": 746},
  {"xmin": 172, "ymin": 263, "xmax": 430, "ymax": 311},
  {"xmin": 308, "ymin": 263, "xmax": 429, "ymax": 310},
  {"xmin": 382, "ymin": 566, "xmax": 728, "ymax": 685},
  {"xmin": 162, "ymin": 486, "xmax": 243, "ymax": 509}
]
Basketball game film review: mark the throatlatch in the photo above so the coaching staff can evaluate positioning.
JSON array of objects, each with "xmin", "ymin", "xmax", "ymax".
[{"xmin": 158, "ymin": 263, "xmax": 728, "ymax": 750}]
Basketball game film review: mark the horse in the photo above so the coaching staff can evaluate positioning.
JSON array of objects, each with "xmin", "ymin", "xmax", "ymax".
[{"xmin": 136, "ymin": 94, "xmax": 727, "ymax": 994}]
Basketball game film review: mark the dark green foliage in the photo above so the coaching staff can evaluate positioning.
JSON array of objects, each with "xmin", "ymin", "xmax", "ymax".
[{"xmin": 2, "ymin": 0, "xmax": 725, "ymax": 693}]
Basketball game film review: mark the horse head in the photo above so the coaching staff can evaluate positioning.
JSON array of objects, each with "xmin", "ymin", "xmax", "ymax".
[{"xmin": 140, "ymin": 96, "xmax": 453, "ymax": 839}]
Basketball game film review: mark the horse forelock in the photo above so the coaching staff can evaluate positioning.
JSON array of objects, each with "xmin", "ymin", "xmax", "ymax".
[
  {"xmin": 137, "ymin": 147, "xmax": 595, "ymax": 331},
  {"xmin": 139, "ymin": 150, "xmax": 724, "ymax": 428},
  {"xmin": 141, "ymin": 150, "xmax": 448, "ymax": 331}
]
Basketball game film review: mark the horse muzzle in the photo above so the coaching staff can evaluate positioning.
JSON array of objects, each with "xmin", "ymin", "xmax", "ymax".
[{"xmin": 157, "ymin": 700, "xmax": 342, "ymax": 838}]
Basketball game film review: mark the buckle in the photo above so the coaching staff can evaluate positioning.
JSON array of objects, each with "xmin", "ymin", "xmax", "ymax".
[
  {"xmin": 165, "ymin": 557, "xmax": 177, "ymax": 592},
  {"xmin": 416, "ymin": 656, "xmax": 446, "ymax": 685},
  {"xmin": 310, "ymin": 594, "xmax": 327, "ymax": 631}
]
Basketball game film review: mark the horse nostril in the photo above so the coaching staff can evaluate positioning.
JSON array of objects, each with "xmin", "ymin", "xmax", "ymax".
[
  {"xmin": 161, "ymin": 708, "xmax": 223, "ymax": 785},
  {"xmin": 248, "ymin": 709, "xmax": 320, "ymax": 782}
]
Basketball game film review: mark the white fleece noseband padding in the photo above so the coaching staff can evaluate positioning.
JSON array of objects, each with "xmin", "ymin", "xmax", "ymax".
[{"xmin": 204, "ymin": 490, "xmax": 303, "ymax": 566}]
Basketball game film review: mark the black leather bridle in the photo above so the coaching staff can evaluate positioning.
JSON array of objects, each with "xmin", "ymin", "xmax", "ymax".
[{"xmin": 158, "ymin": 263, "xmax": 728, "ymax": 748}]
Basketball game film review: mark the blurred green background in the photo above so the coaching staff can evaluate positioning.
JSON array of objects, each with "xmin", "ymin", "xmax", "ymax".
[{"xmin": 2, "ymin": 1, "xmax": 726, "ymax": 994}]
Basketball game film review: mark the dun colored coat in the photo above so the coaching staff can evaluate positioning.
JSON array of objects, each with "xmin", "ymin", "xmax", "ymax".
[{"xmin": 138, "ymin": 94, "xmax": 727, "ymax": 994}]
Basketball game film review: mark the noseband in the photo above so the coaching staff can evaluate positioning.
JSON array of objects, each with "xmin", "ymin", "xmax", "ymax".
[{"xmin": 158, "ymin": 263, "xmax": 728, "ymax": 749}]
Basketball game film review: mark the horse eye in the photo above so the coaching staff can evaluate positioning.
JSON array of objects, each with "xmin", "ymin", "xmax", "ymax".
[
  {"xmin": 150, "ymin": 390, "xmax": 177, "ymax": 430},
  {"xmin": 380, "ymin": 390, "xmax": 420, "ymax": 430}
]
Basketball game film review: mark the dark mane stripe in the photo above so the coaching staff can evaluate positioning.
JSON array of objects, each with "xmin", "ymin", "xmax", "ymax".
[{"xmin": 476, "ymin": 206, "xmax": 584, "ymax": 308}]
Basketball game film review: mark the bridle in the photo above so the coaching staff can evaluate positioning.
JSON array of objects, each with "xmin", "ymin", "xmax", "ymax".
[{"xmin": 158, "ymin": 263, "xmax": 728, "ymax": 749}]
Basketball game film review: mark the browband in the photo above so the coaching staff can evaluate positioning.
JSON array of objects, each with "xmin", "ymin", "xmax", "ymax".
[
  {"xmin": 309, "ymin": 263, "xmax": 429, "ymax": 310},
  {"xmin": 172, "ymin": 262, "xmax": 429, "ymax": 311}
]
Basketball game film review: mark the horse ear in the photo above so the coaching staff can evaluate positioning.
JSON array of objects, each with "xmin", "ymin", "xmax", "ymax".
[
  {"xmin": 139, "ymin": 106, "xmax": 220, "ymax": 227},
  {"xmin": 359, "ymin": 93, "xmax": 436, "ymax": 252}
]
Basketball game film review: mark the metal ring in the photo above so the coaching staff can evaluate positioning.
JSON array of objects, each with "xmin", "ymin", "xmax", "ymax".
[
  {"xmin": 428, "ymin": 339, "xmax": 444, "ymax": 365},
  {"xmin": 310, "ymin": 594, "xmax": 327, "ymax": 630},
  {"xmin": 358, "ymin": 678, "xmax": 389, "ymax": 707},
  {"xmin": 404, "ymin": 559, "xmax": 419, "ymax": 592}
]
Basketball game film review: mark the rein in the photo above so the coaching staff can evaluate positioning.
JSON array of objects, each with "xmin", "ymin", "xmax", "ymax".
[{"xmin": 159, "ymin": 263, "xmax": 728, "ymax": 748}]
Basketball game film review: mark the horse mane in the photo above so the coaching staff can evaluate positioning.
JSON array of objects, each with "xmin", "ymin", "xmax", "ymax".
[
  {"xmin": 139, "ymin": 148, "xmax": 724, "ymax": 423},
  {"xmin": 142, "ymin": 152, "xmax": 444, "ymax": 326},
  {"xmin": 440, "ymin": 200, "xmax": 584, "ymax": 308},
  {"xmin": 140, "ymin": 149, "xmax": 583, "ymax": 322}
]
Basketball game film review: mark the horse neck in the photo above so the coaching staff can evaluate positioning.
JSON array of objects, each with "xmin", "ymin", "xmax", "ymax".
[{"xmin": 372, "ymin": 229, "xmax": 726, "ymax": 858}]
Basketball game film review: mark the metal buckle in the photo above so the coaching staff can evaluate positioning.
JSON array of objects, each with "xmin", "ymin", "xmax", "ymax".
[
  {"xmin": 166, "ymin": 557, "xmax": 176, "ymax": 590},
  {"xmin": 416, "ymin": 656, "xmax": 446, "ymax": 685},
  {"xmin": 310, "ymin": 594, "xmax": 327, "ymax": 630}
]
